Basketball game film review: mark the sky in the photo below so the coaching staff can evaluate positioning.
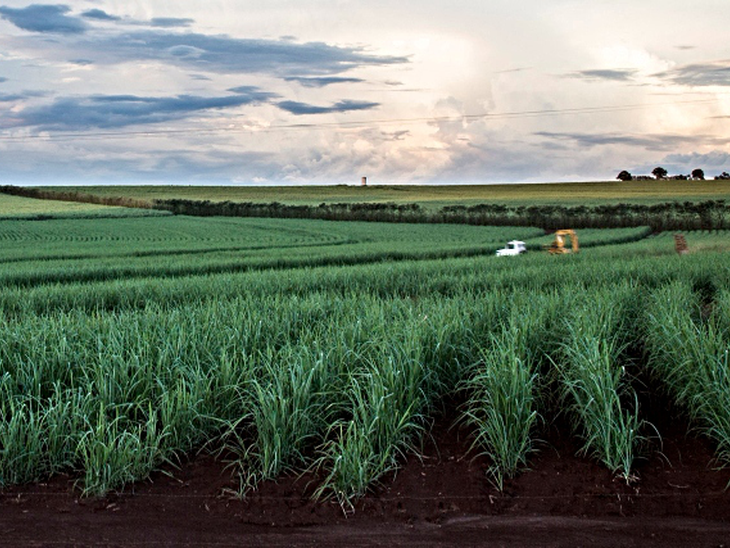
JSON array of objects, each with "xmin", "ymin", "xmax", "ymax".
[{"xmin": 1, "ymin": 1, "xmax": 729, "ymax": 185}]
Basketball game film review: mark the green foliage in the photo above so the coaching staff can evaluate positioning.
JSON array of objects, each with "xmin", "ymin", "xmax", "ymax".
[
  {"xmin": 0, "ymin": 216, "xmax": 545, "ymax": 288},
  {"xmin": 29, "ymin": 180, "xmax": 730, "ymax": 207},
  {"xmin": 1, "ymin": 214, "xmax": 730, "ymax": 503},
  {"xmin": 10, "ymin": 183, "xmax": 730, "ymax": 230},
  {"xmin": 0, "ymin": 192, "xmax": 167, "ymax": 220},
  {"xmin": 460, "ymin": 292, "xmax": 563, "ymax": 490},
  {"xmin": 645, "ymin": 283, "xmax": 730, "ymax": 465},
  {"xmin": 151, "ymin": 198, "xmax": 730, "ymax": 231},
  {"xmin": 558, "ymin": 286, "xmax": 645, "ymax": 481}
]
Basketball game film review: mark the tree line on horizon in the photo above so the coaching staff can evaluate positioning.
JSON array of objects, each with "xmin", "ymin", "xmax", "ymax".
[
  {"xmin": 2, "ymin": 185, "xmax": 729, "ymax": 231},
  {"xmin": 152, "ymin": 198, "xmax": 730, "ymax": 231},
  {"xmin": 617, "ymin": 167, "xmax": 730, "ymax": 181}
]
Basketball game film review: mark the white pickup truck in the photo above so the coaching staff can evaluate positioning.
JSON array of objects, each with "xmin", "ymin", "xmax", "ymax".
[{"xmin": 495, "ymin": 240, "xmax": 527, "ymax": 257}]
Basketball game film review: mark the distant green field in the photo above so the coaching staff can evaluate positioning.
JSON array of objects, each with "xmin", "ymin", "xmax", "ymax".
[
  {"xmin": 0, "ymin": 215, "xmax": 658, "ymax": 288},
  {"xmin": 0, "ymin": 193, "xmax": 167, "ymax": 219},
  {"xmin": 608, "ymin": 229, "xmax": 730, "ymax": 255},
  {"xmin": 0, "ymin": 216, "xmax": 542, "ymax": 287},
  {"xmin": 33, "ymin": 180, "xmax": 730, "ymax": 209}
]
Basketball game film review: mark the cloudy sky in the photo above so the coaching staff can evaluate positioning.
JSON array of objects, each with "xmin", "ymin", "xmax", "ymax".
[{"xmin": 1, "ymin": 0, "xmax": 729, "ymax": 185}]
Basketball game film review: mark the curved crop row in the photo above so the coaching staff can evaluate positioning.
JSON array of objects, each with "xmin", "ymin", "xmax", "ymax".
[{"xmin": 1, "ymin": 223, "xmax": 730, "ymax": 505}]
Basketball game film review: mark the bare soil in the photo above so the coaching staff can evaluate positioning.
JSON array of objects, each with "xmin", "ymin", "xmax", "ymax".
[{"xmin": 2, "ymin": 415, "xmax": 729, "ymax": 547}]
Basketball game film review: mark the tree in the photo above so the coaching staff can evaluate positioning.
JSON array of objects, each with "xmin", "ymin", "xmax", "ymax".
[
  {"xmin": 652, "ymin": 166, "xmax": 668, "ymax": 179},
  {"xmin": 691, "ymin": 168, "xmax": 705, "ymax": 180},
  {"xmin": 715, "ymin": 172, "xmax": 730, "ymax": 180},
  {"xmin": 616, "ymin": 170, "xmax": 632, "ymax": 181}
]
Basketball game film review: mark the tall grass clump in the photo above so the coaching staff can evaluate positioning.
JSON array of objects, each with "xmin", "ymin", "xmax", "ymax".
[
  {"xmin": 645, "ymin": 283, "xmax": 730, "ymax": 465},
  {"xmin": 76, "ymin": 403, "xmax": 169, "ymax": 497},
  {"xmin": 221, "ymin": 345, "xmax": 335, "ymax": 492},
  {"xmin": 314, "ymin": 318, "xmax": 438, "ymax": 510},
  {"xmin": 557, "ymin": 285, "xmax": 644, "ymax": 481},
  {"xmin": 0, "ymin": 395, "xmax": 53, "ymax": 486},
  {"xmin": 463, "ymin": 332, "xmax": 538, "ymax": 490},
  {"xmin": 460, "ymin": 292, "xmax": 563, "ymax": 490}
]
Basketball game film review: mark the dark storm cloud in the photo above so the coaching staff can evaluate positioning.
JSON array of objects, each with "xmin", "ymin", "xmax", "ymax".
[
  {"xmin": 276, "ymin": 99, "xmax": 379, "ymax": 115},
  {"xmin": 227, "ymin": 85, "xmax": 277, "ymax": 95},
  {"xmin": 80, "ymin": 8, "xmax": 120, "ymax": 21},
  {"xmin": 149, "ymin": 18, "xmax": 194, "ymax": 28},
  {"xmin": 565, "ymin": 69, "xmax": 637, "ymax": 82},
  {"xmin": 0, "ymin": 89, "xmax": 47, "ymax": 102},
  {"xmin": 70, "ymin": 30, "xmax": 408, "ymax": 76},
  {"xmin": 535, "ymin": 131, "xmax": 728, "ymax": 151},
  {"xmin": 80, "ymin": 9, "xmax": 191, "ymax": 27},
  {"xmin": 0, "ymin": 93, "xmax": 24, "ymax": 101},
  {"xmin": 536, "ymin": 131, "xmax": 660, "ymax": 147},
  {"xmin": 10, "ymin": 90, "xmax": 276, "ymax": 130},
  {"xmin": 654, "ymin": 60, "xmax": 730, "ymax": 86},
  {"xmin": 284, "ymin": 76, "xmax": 365, "ymax": 87},
  {"xmin": 0, "ymin": 4, "xmax": 88, "ymax": 34},
  {"xmin": 2, "ymin": 8, "xmax": 408, "ymax": 76}
]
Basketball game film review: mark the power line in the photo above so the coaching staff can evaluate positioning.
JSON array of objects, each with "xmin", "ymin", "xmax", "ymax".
[{"xmin": 0, "ymin": 96, "xmax": 723, "ymax": 143}]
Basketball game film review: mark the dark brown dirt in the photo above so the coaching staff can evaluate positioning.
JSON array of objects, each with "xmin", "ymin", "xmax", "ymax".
[{"xmin": 2, "ymin": 417, "xmax": 729, "ymax": 547}]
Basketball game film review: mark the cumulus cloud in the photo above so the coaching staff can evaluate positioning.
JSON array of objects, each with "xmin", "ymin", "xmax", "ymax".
[
  {"xmin": 0, "ymin": 4, "xmax": 88, "ymax": 34},
  {"xmin": 654, "ymin": 60, "xmax": 730, "ymax": 86},
  {"xmin": 7, "ymin": 90, "xmax": 276, "ymax": 130},
  {"xmin": 276, "ymin": 99, "xmax": 379, "ymax": 115},
  {"xmin": 284, "ymin": 76, "xmax": 365, "ymax": 87}
]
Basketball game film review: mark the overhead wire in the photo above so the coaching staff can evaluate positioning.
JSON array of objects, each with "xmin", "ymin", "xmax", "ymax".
[{"xmin": 0, "ymin": 96, "xmax": 723, "ymax": 143}]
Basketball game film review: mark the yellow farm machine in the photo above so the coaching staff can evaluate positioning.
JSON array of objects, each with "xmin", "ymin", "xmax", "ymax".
[{"xmin": 547, "ymin": 229, "xmax": 579, "ymax": 254}]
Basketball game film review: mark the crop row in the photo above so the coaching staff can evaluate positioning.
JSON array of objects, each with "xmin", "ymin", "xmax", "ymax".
[
  {"xmin": 1, "ymin": 255, "xmax": 729, "ymax": 505},
  {"xmin": 0, "ymin": 215, "xmax": 654, "ymax": 288},
  {"xmin": 0, "ymin": 215, "xmax": 726, "ymax": 504},
  {"xmin": 0, "ymin": 192, "xmax": 168, "ymax": 220},
  {"xmin": 0, "ymin": 231, "xmax": 723, "ymax": 317}
]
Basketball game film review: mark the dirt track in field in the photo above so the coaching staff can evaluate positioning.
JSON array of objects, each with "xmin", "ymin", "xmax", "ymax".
[{"xmin": 2, "ymin": 410, "xmax": 730, "ymax": 548}]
